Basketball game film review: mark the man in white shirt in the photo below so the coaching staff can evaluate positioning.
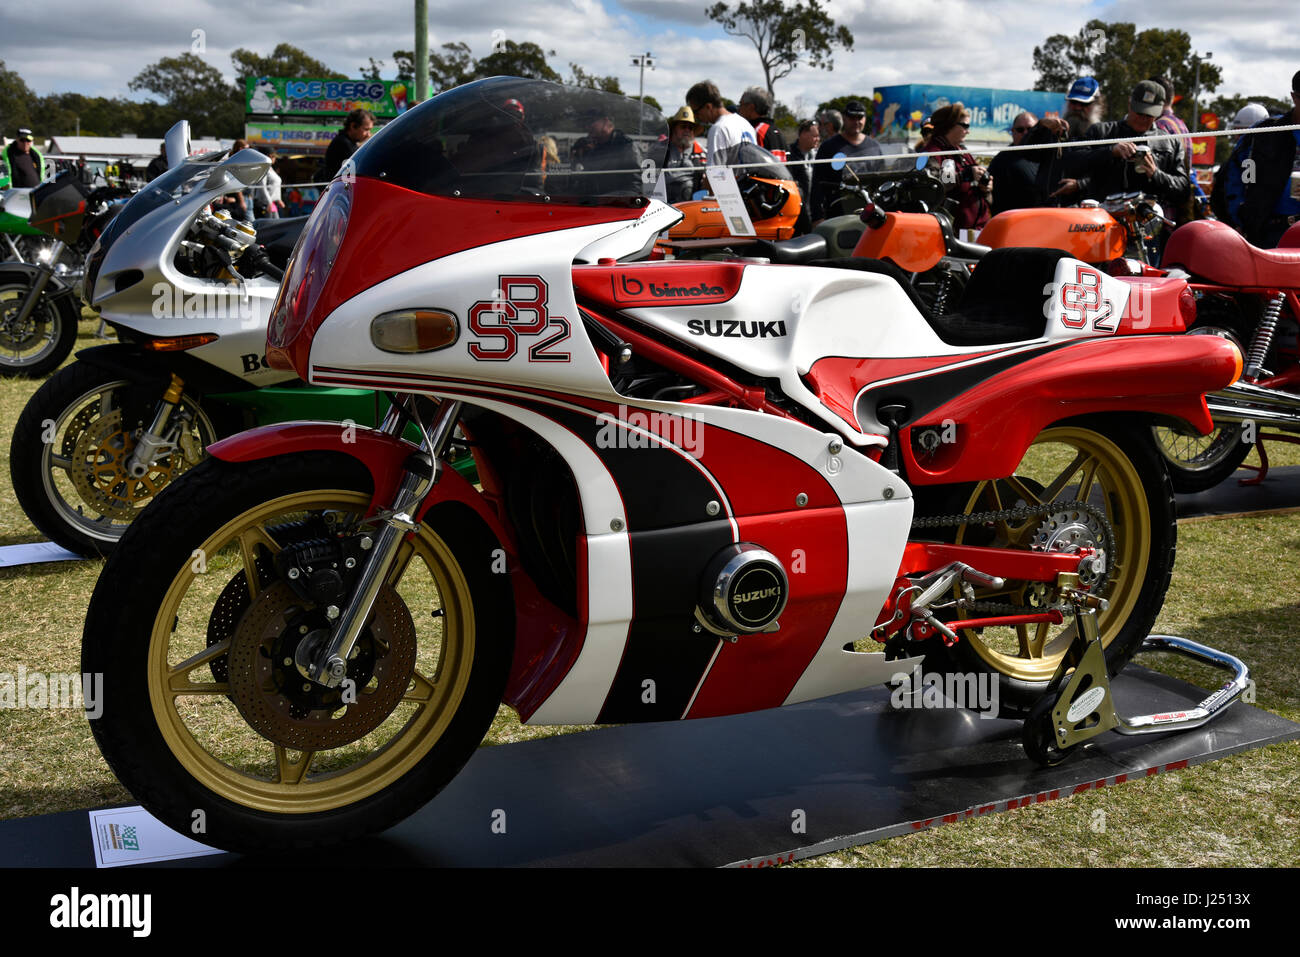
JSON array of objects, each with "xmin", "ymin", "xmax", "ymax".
[{"xmin": 685, "ymin": 81, "xmax": 755, "ymax": 165}]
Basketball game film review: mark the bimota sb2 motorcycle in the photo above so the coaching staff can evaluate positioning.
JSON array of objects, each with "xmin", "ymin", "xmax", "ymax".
[{"xmin": 83, "ymin": 80, "xmax": 1248, "ymax": 854}]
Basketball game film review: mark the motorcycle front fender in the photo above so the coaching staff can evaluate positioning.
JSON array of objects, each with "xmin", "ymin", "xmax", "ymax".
[
  {"xmin": 206, "ymin": 421, "xmax": 512, "ymax": 546},
  {"xmin": 0, "ymin": 262, "xmax": 76, "ymax": 301}
]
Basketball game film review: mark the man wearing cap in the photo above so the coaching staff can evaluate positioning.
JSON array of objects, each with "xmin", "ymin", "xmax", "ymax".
[
  {"xmin": 661, "ymin": 106, "xmax": 706, "ymax": 203},
  {"xmin": 5, "ymin": 129, "xmax": 45, "ymax": 188},
  {"xmin": 809, "ymin": 99, "xmax": 883, "ymax": 222},
  {"xmin": 1237, "ymin": 70, "xmax": 1300, "ymax": 248},
  {"xmin": 1052, "ymin": 80, "xmax": 1188, "ymax": 213},
  {"xmin": 1065, "ymin": 77, "xmax": 1102, "ymax": 141}
]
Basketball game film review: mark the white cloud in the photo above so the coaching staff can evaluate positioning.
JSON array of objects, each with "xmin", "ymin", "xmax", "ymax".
[{"xmin": 1, "ymin": 0, "xmax": 1294, "ymax": 125}]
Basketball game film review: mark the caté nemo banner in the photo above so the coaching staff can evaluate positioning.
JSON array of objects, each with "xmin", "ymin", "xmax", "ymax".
[{"xmin": 245, "ymin": 77, "xmax": 411, "ymax": 117}]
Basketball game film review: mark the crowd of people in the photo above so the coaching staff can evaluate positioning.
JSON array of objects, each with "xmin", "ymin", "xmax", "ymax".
[{"xmin": 650, "ymin": 69, "xmax": 1300, "ymax": 249}]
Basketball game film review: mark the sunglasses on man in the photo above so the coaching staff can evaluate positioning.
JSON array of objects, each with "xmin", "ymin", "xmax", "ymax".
[{"xmin": 1012, "ymin": 124, "xmax": 1030, "ymax": 133}]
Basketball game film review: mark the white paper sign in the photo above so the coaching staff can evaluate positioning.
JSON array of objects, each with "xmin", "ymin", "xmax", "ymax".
[
  {"xmin": 0, "ymin": 542, "xmax": 84, "ymax": 568},
  {"xmin": 89, "ymin": 806, "xmax": 224, "ymax": 867},
  {"xmin": 705, "ymin": 166, "xmax": 756, "ymax": 237}
]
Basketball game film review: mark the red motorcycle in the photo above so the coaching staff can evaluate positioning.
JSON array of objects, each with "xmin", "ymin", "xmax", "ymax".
[
  {"xmin": 1133, "ymin": 220, "xmax": 1300, "ymax": 491},
  {"xmin": 81, "ymin": 79, "xmax": 1247, "ymax": 854}
]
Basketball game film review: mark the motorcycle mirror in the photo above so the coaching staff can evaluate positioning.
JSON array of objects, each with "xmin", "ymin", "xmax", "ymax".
[
  {"xmin": 830, "ymin": 152, "xmax": 848, "ymax": 171},
  {"xmin": 914, "ymin": 155, "xmax": 928, "ymax": 172},
  {"xmin": 165, "ymin": 120, "xmax": 192, "ymax": 170},
  {"xmin": 223, "ymin": 148, "xmax": 272, "ymax": 186}
]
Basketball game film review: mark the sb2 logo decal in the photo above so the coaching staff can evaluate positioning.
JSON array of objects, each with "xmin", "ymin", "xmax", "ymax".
[
  {"xmin": 468, "ymin": 275, "xmax": 570, "ymax": 362},
  {"xmin": 1054, "ymin": 265, "xmax": 1117, "ymax": 334}
]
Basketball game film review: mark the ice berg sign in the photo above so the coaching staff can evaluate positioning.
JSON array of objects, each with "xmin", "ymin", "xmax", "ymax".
[{"xmin": 245, "ymin": 77, "xmax": 408, "ymax": 118}]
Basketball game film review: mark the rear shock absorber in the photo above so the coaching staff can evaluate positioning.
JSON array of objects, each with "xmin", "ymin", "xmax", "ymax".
[{"xmin": 1244, "ymin": 292, "xmax": 1286, "ymax": 381}]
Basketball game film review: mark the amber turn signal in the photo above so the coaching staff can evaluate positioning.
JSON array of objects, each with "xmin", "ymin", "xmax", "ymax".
[
  {"xmin": 370, "ymin": 309, "xmax": 459, "ymax": 354},
  {"xmin": 142, "ymin": 333, "xmax": 219, "ymax": 352}
]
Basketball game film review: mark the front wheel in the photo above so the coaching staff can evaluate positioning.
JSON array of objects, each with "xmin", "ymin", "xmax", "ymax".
[
  {"xmin": 83, "ymin": 452, "xmax": 514, "ymax": 854},
  {"xmin": 920, "ymin": 418, "xmax": 1176, "ymax": 718},
  {"xmin": 0, "ymin": 268, "xmax": 80, "ymax": 377},
  {"xmin": 9, "ymin": 361, "xmax": 216, "ymax": 556}
]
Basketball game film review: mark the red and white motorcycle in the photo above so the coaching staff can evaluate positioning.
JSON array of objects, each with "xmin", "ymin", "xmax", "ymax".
[{"xmin": 83, "ymin": 79, "xmax": 1249, "ymax": 854}]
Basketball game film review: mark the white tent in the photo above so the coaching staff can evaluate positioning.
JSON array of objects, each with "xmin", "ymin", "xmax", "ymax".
[{"xmin": 46, "ymin": 135, "xmax": 231, "ymax": 162}]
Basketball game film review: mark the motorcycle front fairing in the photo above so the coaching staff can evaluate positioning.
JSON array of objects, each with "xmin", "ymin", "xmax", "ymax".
[
  {"xmin": 257, "ymin": 79, "xmax": 921, "ymax": 725},
  {"xmin": 84, "ymin": 141, "xmax": 293, "ymax": 388}
]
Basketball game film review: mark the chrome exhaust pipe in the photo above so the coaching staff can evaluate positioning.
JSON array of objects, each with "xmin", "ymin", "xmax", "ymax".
[{"xmin": 1206, "ymin": 382, "xmax": 1300, "ymax": 434}]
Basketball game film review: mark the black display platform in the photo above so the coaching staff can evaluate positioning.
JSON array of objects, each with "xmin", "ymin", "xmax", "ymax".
[
  {"xmin": 1176, "ymin": 465, "xmax": 1300, "ymax": 519},
  {"xmin": 1, "ymin": 664, "xmax": 1294, "ymax": 867}
]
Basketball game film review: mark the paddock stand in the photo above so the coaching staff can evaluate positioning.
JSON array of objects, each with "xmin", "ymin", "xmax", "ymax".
[{"xmin": 1022, "ymin": 574, "xmax": 1252, "ymax": 765}]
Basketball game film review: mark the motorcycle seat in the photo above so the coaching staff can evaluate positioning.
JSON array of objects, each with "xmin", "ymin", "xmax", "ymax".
[
  {"xmin": 1164, "ymin": 219, "xmax": 1300, "ymax": 288},
  {"xmin": 815, "ymin": 247, "xmax": 1071, "ymax": 346},
  {"xmin": 254, "ymin": 216, "xmax": 309, "ymax": 270},
  {"xmin": 1, "ymin": 188, "xmax": 34, "ymax": 220},
  {"xmin": 752, "ymin": 233, "xmax": 828, "ymax": 264}
]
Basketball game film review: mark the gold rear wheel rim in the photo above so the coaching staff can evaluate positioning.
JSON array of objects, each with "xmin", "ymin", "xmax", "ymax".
[{"xmin": 954, "ymin": 427, "xmax": 1152, "ymax": 682}]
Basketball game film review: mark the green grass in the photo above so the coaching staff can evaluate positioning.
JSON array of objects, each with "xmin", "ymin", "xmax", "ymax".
[{"xmin": 0, "ymin": 314, "xmax": 1297, "ymax": 865}]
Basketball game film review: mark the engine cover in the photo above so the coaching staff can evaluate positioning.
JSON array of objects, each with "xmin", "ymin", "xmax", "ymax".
[{"xmin": 698, "ymin": 543, "xmax": 789, "ymax": 635}]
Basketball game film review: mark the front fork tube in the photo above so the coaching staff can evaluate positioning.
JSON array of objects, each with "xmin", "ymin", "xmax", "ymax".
[
  {"xmin": 125, "ymin": 374, "xmax": 185, "ymax": 478},
  {"xmin": 306, "ymin": 397, "xmax": 463, "ymax": 688},
  {"xmin": 11, "ymin": 239, "xmax": 64, "ymax": 327}
]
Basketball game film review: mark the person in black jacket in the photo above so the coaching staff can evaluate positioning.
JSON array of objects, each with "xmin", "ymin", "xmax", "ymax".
[
  {"xmin": 323, "ymin": 109, "xmax": 375, "ymax": 180},
  {"xmin": 1051, "ymin": 80, "xmax": 1188, "ymax": 213},
  {"xmin": 1238, "ymin": 69, "xmax": 1300, "ymax": 248}
]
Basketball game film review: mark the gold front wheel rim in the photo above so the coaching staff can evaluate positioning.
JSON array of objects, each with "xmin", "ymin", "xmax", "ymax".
[
  {"xmin": 147, "ymin": 489, "xmax": 476, "ymax": 814},
  {"xmin": 954, "ymin": 427, "xmax": 1152, "ymax": 682}
]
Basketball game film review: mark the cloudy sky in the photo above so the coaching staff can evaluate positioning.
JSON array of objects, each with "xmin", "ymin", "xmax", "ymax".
[{"xmin": 2, "ymin": 0, "xmax": 1296, "ymax": 119}]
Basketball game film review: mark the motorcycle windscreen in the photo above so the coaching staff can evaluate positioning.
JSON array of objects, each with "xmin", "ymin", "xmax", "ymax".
[
  {"xmin": 349, "ymin": 77, "xmax": 663, "ymax": 206},
  {"xmin": 83, "ymin": 151, "xmax": 225, "ymax": 294}
]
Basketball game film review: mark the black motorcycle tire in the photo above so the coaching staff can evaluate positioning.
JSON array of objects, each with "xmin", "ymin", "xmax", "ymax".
[
  {"xmin": 1150, "ymin": 301, "xmax": 1257, "ymax": 494},
  {"xmin": 10, "ymin": 360, "xmax": 215, "ymax": 557},
  {"xmin": 916, "ymin": 417, "xmax": 1177, "ymax": 719},
  {"xmin": 0, "ymin": 267, "xmax": 81, "ymax": 378},
  {"xmin": 83, "ymin": 452, "xmax": 514, "ymax": 855}
]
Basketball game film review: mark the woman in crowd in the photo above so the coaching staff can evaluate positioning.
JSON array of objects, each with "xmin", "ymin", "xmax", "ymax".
[{"xmin": 919, "ymin": 103, "xmax": 991, "ymax": 229}]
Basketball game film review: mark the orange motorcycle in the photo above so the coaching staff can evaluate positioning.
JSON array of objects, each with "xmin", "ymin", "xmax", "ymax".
[{"xmin": 657, "ymin": 141, "xmax": 802, "ymax": 257}]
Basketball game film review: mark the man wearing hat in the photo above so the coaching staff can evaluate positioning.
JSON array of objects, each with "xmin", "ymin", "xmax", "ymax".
[
  {"xmin": 1051, "ymin": 79, "xmax": 1188, "ymax": 213},
  {"xmin": 809, "ymin": 98, "xmax": 883, "ymax": 222},
  {"xmin": 5, "ymin": 129, "xmax": 45, "ymax": 188},
  {"xmin": 661, "ymin": 106, "xmax": 705, "ymax": 203},
  {"xmin": 1237, "ymin": 70, "xmax": 1300, "ymax": 248},
  {"xmin": 1064, "ymin": 77, "xmax": 1103, "ymax": 140}
]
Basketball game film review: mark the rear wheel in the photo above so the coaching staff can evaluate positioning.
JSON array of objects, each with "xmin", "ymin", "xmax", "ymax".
[
  {"xmin": 920, "ymin": 418, "xmax": 1175, "ymax": 718},
  {"xmin": 0, "ymin": 269, "xmax": 80, "ymax": 377},
  {"xmin": 1152, "ymin": 305, "xmax": 1254, "ymax": 494},
  {"xmin": 83, "ymin": 452, "xmax": 513, "ymax": 854}
]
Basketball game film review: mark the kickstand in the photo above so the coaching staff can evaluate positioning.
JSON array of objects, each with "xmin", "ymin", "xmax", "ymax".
[
  {"xmin": 1022, "ymin": 578, "xmax": 1252, "ymax": 765},
  {"xmin": 1238, "ymin": 432, "xmax": 1300, "ymax": 486}
]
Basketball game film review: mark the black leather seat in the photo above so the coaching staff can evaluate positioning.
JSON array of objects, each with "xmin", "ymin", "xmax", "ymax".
[
  {"xmin": 754, "ymin": 233, "xmax": 828, "ymax": 264},
  {"xmin": 253, "ymin": 216, "xmax": 309, "ymax": 269},
  {"xmin": 815, "ymin": 246, "xmax": 1072, "ymax": 346}
]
